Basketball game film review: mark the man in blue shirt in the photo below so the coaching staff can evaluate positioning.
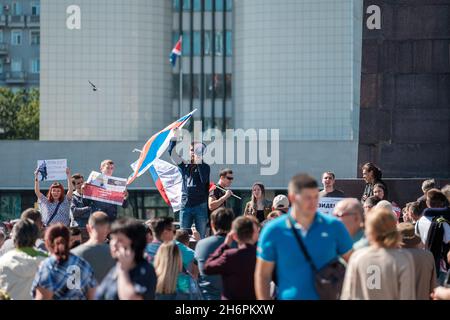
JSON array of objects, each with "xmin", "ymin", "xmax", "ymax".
[
  {"xmin": 255, "ymin": 173, "xmax": 353, "ymax": 300},
  {"xmin": 168, "ymin": 134, "xmax": 210, "ymax": 239}
]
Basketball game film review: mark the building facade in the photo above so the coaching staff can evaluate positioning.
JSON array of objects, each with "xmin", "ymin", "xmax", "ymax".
[
  {"xmin": 0, "ymin": 0, "xmax": 40, "ymax": 89},
  {"xmin": 1, "ymin": 0, "xmax": 447, "ymax": 221},
  {"xmin": 40, "ymin": 0, "xmax": 172, "ymax": 141},
  {"xmin": 0, "ymin": 0, "xmax": 364, "ymax": 220}
]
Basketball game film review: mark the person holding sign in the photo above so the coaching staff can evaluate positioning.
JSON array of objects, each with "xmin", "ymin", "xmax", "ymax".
[
  {"xmin": 87, "ymin": 160, "xmax": 129, "ymax": 222},
  {"xmin": 34, "ymin": 167, "xmax": 73, "ymax": 227}
]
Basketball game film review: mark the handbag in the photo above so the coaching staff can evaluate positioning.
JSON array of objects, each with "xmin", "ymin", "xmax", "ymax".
[
  {"xmin": 287, "ymin": 215, "xmax": 346, "ymax": 300},
  {"xmin": 45, "ymin": 201, "xmax": 63, "ymax": 227}
]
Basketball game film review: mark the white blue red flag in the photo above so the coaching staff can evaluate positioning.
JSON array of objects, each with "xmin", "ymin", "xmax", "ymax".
[
  {"xmin": 127, "ymin": 109, "xmax": 196, "ymax": 185},
  {"xmin": 170, "ymin": 36, "xmax": 182, "ymax": 67},
  {"xmin": 149, "ymin": 158, "xmax": 183, "ymax": 212}
]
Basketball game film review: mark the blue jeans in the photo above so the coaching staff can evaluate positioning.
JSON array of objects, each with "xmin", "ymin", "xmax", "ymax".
[{"xmin": 180, "ymin": 202, "xmax": 208, "ymax": 239}]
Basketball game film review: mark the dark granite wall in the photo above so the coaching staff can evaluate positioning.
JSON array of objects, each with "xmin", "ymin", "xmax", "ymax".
[{"xmin": 359, "ymin": 0, "xmax": 450, "ymax": 178}]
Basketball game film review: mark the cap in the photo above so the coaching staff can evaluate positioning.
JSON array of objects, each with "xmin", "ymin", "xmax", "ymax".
[{"xmin": 272, "ymin": 195, "xmax": 289, "ymax": 210}]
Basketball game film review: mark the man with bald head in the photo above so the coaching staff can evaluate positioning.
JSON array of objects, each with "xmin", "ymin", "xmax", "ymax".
[
  {"xmin": 71, "ymin": 211, "xmax": 115, "ymax": 283},
  {"xmin": 332, "ymin": 198, "xmax": 368, "ymax": 250}
]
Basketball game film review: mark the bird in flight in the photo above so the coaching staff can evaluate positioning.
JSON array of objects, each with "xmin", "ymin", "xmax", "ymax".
[{"xmin": 88, "ymin": 80, "xmax": 98, "ymax": 91}]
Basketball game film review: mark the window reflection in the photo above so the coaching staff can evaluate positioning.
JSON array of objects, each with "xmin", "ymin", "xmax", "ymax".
[{"xmin": 193, "ymin": 31, "xmax": 201, "ymax": 56}]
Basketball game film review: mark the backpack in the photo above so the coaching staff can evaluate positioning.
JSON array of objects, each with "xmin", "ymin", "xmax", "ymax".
[{"xmin": 425, "ymin": 216, "xmax": 450, "ymax": 273}]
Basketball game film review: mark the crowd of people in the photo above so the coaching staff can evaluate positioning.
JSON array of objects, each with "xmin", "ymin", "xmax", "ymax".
[{"xmin": 0, "ymin": 147, "xmax": 449, "ymax": 300}]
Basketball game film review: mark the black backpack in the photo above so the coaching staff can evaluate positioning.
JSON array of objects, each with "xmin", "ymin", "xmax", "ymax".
[{"xmin": 425, "ymin": 216, "xmax": 450, "ymax": 272}]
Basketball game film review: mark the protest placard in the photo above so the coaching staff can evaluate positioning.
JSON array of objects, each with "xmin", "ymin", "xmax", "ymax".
[
  {"xmin": 83, "ymin": 171, "xmax": 127, "ymax": 205},
  {"xmin": 317, "ymin": 197, "xmax": 344, "ymax": 215},
  {"xmin": 36, "ymin": 159, "xmax": 67, "ymax": 181}
]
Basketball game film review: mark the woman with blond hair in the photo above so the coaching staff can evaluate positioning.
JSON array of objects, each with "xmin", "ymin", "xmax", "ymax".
[
  {"xmin": 341, "ymin": 208, "xmax": 416, "ymax": 300},
  {"xmin": 154, "ymin": 241, "xmax": 183, "ymax": 300}
]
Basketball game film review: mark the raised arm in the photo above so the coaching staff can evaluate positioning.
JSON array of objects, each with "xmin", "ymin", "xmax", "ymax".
[
  {"xmin": 66, "ymin": 168, "xmax": 74, "ymax": 201},
  {"xmin": 168, "ymin": 140, "xmax": 184, "ymax": 166},
  {"xmin": 198, "ymin": 163, "xmax": 210, "ymax": 184},
  {"xmin": 34, "ymin": 169, "xmax": 43, "ymax": 199}
]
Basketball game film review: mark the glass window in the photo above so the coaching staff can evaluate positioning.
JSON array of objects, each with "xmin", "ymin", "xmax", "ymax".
[
  {"xmin": 193, "ymin": 31, "xmax": 201, "ymax": 56},
  {"xmin": 0, "ymin": 61, "xmax": 3, "ymax": 74},
  {"xmin": 31, "ymin": 2, "xmax": 40, "ymax": 15},
  {"xmin": 215, "ymin": 32, "xmax": 223, "ymax": 56},
  {"xmin": 204, "ymin": 31, "xmax": 211, "ymax": 56},
  {"xmin": 182, "ymin": 0, "xmax": 191, "ymax": 11},
  {"xmin": 204, "ymin": 118, "xmax": 213, "ymax": 130},
  {"xmin": 0, "ymin": 193, "xmax": 22, "ymax": 221},
  {"xmin": 0, "ymin": 6, "xmax": 3, "ymax": 15},
  {"xmin": 172, "ymin": 74, "xmax": 180, "ymax": 99},
  {"xmin": 175, "ymin": 74, "xmax": 199, "ymax": 99},
  {"xmin": 172, "ymin": 32, "xmax": 180, "ymax": 46},
  {"xmin": 205, "ymin": 0, "xmax": 212, "ymax": 11},
  {"xmin": 173, "ymin": 0, "xmax": 180, "ymax": 11},
  {"xmin": 225, "ymin": 74, "xmax": 232, "ymax": 98},
  {"xmin": 182, "ymin": 33, "xmax": 190, "ymax": 55},
  {"xmin": 215, "ymin": 0, "xmax": 224, "ymax": 11},
  {"xmin": 226, "ymin": 0, "xmax": 233, "ymax": 11},
  {"xmin": 192, "ymin": 74, "xmax": 200, "ymax": 98},
  {"xmin": 193, "ymin": 0, "xmax": 201, "ymax": 11},
  {"xmin": 205, "ymin": 74, "xmax": 213, "ymax": 99},
  {"xmin": 30, "ymin": 31, "xmax": 40, "ymax": 45},
  {"xmin": 226, "ymin": 31, "xmax": 232, "ymax": 56},
  {"xmin": 213, "ymin": 74, "xmax": 224, "ymax": 98},
  {"xmin": 11, "ymin": 59, "xmax": 22, "ymax": 72},
  {"xmin": 12, "ymin": 2, "xmax": 22, "ymax": 15},
  {"xmin": 0, "ymin": 30, "xmax": 3, "ymax": 43},
  {"xmin": 30, "ymin": 59, "xmax": 39, "ymax": 73},
  {"xmin": 182, "ymin": 74, "xmax": 191, "ymax": 99},
  {"xmin": 11, "ymin": 30, "xmax": 22, "ymax": 45}
]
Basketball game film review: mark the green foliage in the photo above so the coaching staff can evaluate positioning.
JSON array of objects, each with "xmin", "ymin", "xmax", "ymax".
[{"xmin": 0, "ymin": 88, "xmax": 39, "ymax": 140}]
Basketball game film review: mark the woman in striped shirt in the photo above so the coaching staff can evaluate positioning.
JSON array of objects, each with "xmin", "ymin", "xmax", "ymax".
[{"xmin": 34, "ymin": 167, "xmax": 73, "ymax": 227}]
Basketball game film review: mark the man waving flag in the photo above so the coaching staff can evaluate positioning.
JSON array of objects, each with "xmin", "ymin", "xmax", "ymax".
[
  {"xmin": 170, "ymin": 36, "xmax": 182, "ymax": 67},
  {"xmin": 127, "ymin": 109, "xmax": 196, "ymax": 185}
]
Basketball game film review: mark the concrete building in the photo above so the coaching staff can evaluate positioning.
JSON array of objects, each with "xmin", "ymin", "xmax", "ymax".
[
  {"xmin": 0, "ymin": 0, "xmax": 40, "ymax": 89},
  {"xmin": 0, "ymin": 0, "xmax": 448, "ymax": 221},
  {"xmin": 40, "ymin": 0, "xmax": 172, "ymax": 141}
]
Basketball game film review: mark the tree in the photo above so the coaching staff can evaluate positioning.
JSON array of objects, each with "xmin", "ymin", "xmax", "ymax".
[{"xmin": 0, "ymin": 88, "xmax": 39, "ymax": 140}]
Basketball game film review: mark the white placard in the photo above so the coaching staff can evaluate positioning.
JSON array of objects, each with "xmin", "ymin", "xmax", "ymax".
[
  {"xmin": 36, "ymin": 159, "xmax": 67, "ymax": 181},
  {"xmin": 86, "ymin": 171, "xmax": 127, "ymax": 193},
  {"xmin": 318, "ymin": 197, "xmax": 344, "ymax": 215}
]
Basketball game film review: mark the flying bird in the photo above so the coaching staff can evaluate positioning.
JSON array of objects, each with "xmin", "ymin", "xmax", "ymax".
[{"xmin": 88, "ymin": 80, "xmax": 98, "ymax": 91}]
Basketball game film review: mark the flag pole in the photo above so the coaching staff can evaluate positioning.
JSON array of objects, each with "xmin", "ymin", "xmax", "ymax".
[
  {"xmin": 215, "ymin": 185, "xmax": 242, "ymax": 200},
  {"xmin": 179, "ymin": 39, "xmax": 183, "ymax": 119}
]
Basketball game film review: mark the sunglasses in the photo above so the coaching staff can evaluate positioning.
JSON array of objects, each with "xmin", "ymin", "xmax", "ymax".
[{"xmin": 226, "ymin": 176, "xmax": 234, "ymax": 180}]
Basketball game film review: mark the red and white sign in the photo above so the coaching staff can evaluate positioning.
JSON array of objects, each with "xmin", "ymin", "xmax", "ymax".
[
  {"xmin": 83, "ymin": 171, "xmax": 127, "ymax": 205},
  {"xmin": 83, "ymin": 183, "xmax": 125, "ymax": 206}
]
